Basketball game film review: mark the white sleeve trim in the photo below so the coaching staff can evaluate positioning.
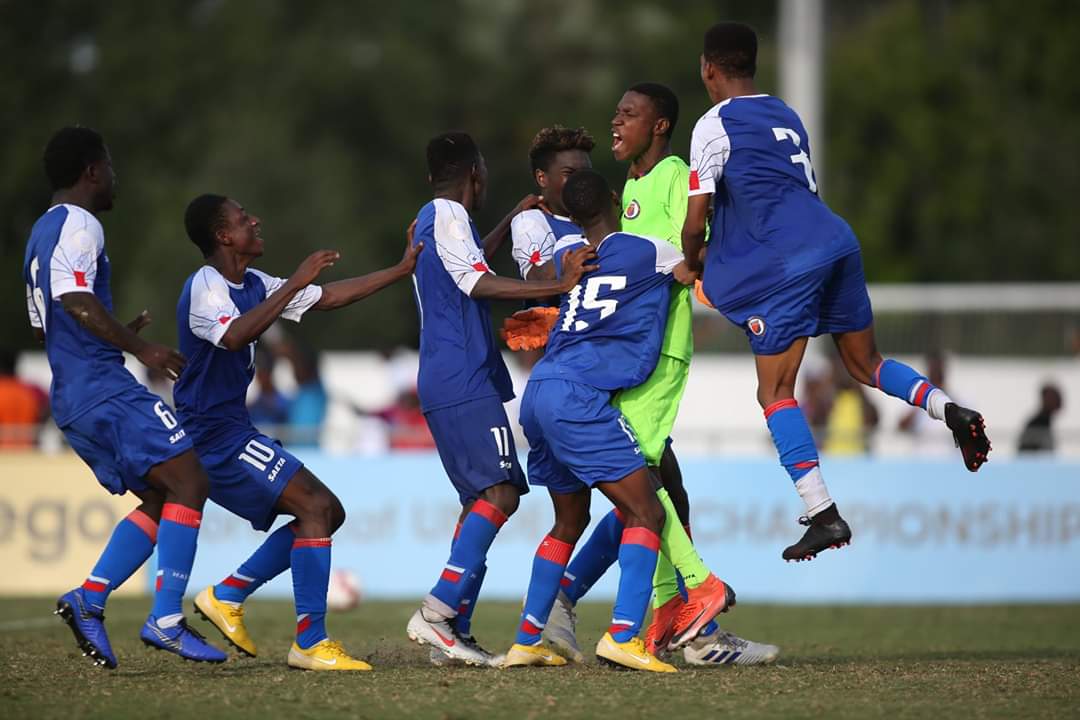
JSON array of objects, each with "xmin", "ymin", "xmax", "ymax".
[
  {"xmin": 49, "ymin": 211, "xmax": 104, "ymax": 298},
  {"xmin": 646, "ymin": 237, "xmax": 684, "ymax": 274},
  {"xmin": 689, "ymin": 112, "xmax": 730, "ymax": 198},
  {"xmin": 433, "ymin": 198, "xmax": 490, "ymax": 296},
  {"xmin": 510, "ymin": 209, "xmax": 556, "ymax": 278},
  {"xmin": 249, "ymin": 268, "xmax": 323, "ymax": 323},
  {"xmin": 26, "ymin": 284, "xmax": 42, "ymax": 329},
  {"xmin": 188, "ymin": 266, "xmax": 241, "ymax": 348}
]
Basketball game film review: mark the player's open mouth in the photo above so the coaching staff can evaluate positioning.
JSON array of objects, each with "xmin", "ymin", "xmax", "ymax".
[{"xmin": 612, "ymin": 131, "xmax": 623, "ymax": 151}]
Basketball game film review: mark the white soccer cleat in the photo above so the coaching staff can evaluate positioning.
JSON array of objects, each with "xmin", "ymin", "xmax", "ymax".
[
  {"xmin": 541, "ymin": 590, "xmax": 585, "ymax": 663},
  {"xmin": 682, "ymin": 627, "xmax": 780, "ymax": 666},
  {"xmin": 407, "ymin": 608, "xmax": 493, "ymax": 667},
  {"xmin": 427, "ymin": 639, "xmax": 504, "ymax": 668}
]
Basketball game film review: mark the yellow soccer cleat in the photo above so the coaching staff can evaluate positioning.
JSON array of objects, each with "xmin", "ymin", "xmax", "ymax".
[
  {"xmin": 193, "ymin": 586, "xmax": 257, "ymax": 657},
  {"xmin": 503, "ymin": 643, "xmax": 568, "ymax": 668},
  {"xmin": 595, "ymin": 632, "xmax": 677, "ymax": 673},
  {"xmin": 287, "ymin": 640, "xmax": 373, "ymax": 671}
]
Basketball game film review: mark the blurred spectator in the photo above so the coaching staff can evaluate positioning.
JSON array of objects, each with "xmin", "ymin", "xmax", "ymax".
[
  {"xmin": 248, "ymin": 348, "xmax": 291, "ymax": 434},
  {"xmin": 0, "ymin": 350, "xmax": 48, "ymax": 448},
  {"xmin": 374, "ymin": 389, "xmax": 434, "ymax": 450},
  {"xmin": 823, "ymin": 352, "xmax": 879, "ymax": 455},
  {"xmin": 1018, "ymin": 383, "xmax": 1064, "ymax": 453},
  {"xmin": 277, "ymin": 338, "xmax": 326, "ymax": 447}
]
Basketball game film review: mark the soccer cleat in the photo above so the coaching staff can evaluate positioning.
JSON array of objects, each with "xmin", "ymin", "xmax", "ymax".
[
  {"xmin": 427, "ymin": 635, "xmax": 505, "ymax": 668},
  {"xmin": 668, "ymin": 574, "xmax": 736, "ymax": 650},
  {"xmin": 193, "ymin": 586, "xmax": 256, "ymax": 657},
  {"xmin": 683, "ymin": 627, "xmax": 780, "ymax": 666},
  {"xmin": 503, "ymin": 642, "xmax": 568, "ymax": 668},
  {"xmin": 595, "ymin": 632, "xmax": 677, "ymax": 673},
  {"xmin": 287, "ymin": 639, "xmax": 372, "ymax": 671},
  {"xmin": 644, "ymin": 594, "xmax": 685, "ymax": 657},
  {"xmin": 541, "ymin": 590, "xmax": 585, "ymax": 663},
  {"xmin": 55, "ymin": 588, "xmax": 117, "ymax": 669},
  {"xmin": 945, "ymin": 403, "xmax": 991, "ymax": 472},
  {"xmin": 782, "ymin": 513, "xmax": 853, "ymax": 562},
  {"xmin": 140, "ymin": 616, "xmax": 227, "ymax": 663},
  {"xmin": 406, "ymin": 607, "xmax": 493, "ymax": 666}
]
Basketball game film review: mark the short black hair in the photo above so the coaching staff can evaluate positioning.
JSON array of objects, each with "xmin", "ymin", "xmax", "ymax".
[
  {"xmin": 184, "ymin": 194, "xmax": 230, "ymax": 258},
  {"xmin": 43, "ymin": 126, "xmax": 107, "ymax": 191},
  {"xmin": 703, "ymin": 22, "xmax": 758, "ymax": 78},
  {"xmin": 562, "ymin": 169, "xmax": 611, "ymax": 225},
  {"xmin": 427, "ymin": 131, "xmax": 480, "ymax": 185},
  {"xmin": 627, "ymin": 83, "xmax": 679, "ymax": 137},
  {"xmin": 528, "ymin": 125, "xmax": 595, "ymax": 173}
]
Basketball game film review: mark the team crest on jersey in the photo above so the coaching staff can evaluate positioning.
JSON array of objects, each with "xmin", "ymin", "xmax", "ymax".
[
  {"xmin": 467, "ymin": 251, "xmax": 489, "ymax": 273},
  {"xmin": 624, "ymin": 200, "xmax": 641, "ymax": 220},
  {"xmin": 747, "ymin": 316, "xmax": 766, "ymax": 336}
]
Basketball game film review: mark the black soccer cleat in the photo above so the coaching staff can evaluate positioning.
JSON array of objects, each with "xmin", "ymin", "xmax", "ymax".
[
  {"xmin": 945, "ymin": 403, "xmax": 991, "ymax": 472},
  {"xmin": 782, "ymin": 512, "xmax": 852, "ymax": 562}
]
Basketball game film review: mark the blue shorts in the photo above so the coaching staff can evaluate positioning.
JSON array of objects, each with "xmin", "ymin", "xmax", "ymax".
[
  {"xmin": 723, "ymin": 251, "xmax": 874, "ymax": 355},
  {"xmin": 62, "ymin": 384, "xmax": 193, "ymax": 496},
  {"xmin": 196, "ymin": 426, "xmax": 304, "ymax": 532},
  {"xmin": 520, "ymin": 379, "xmax": 646, "ymax": 494},
  {"xmin": 425, "ymin": 396, "xmax": 528, "ymax": 505}
]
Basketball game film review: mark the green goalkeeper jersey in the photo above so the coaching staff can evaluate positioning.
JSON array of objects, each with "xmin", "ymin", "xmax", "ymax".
[{"xmin": 620, "ymin": 154, "xmax": 694, "ymax": 362}]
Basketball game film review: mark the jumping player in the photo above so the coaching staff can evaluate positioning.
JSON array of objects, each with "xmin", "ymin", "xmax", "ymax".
[
  {"xmin": 682, "ymin": 23, "xmax": 991, "ymax": 561},
  {"xmin": 26, "ymin": 127, "xmax": 225, "ymax": 668},
  {"xmin": 404, "ymin": 132, "xmax": 596, "ymax": 666},
  {"xmin": 175, "ymin": 194, "xmax": 420, "ymax": 671}
]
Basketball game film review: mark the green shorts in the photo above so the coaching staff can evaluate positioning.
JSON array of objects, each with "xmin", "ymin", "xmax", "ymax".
[{"xmin": 612, "ymin": 354, "xmax": 690, "ymax": 466}]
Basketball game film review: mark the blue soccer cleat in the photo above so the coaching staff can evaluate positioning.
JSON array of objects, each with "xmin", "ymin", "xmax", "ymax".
[
  {"xmin": 140, "ymin": 615, "xmax": 228, "ymax": 663},
  {"xmin": 55, "ymin": 588, "xmax": 117, "ymax": 669}
]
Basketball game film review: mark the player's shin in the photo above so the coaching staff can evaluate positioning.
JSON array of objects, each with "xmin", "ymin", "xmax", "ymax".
[
  {"xmin": 150, "ymin": 503, "xmax": 201, "ymax": 626},
  {"xmin": 82, "ymin": 509, "xmax": 158, "ymax": 611},
  {"xmin": 215, "ymin": 523, "xmax": 295, "ymax": 604},
  {"xmin": 516, "ymin": 535, "xmax": 574, "ymax": 646},
  {"xmin": 426, "ymin": 499, "xmax": 508, "ymax": 618},
  {"xmin": 610, "ymin": 527, "xmax": 661, "ymax": 642},
  {"xmin": 764, "ymin": 399, "xmax": 833, "ymax": 517},
  {"xmin": 872, "ymin": 359, "xmax": 952, "ymax": 420},
  {"xmin": 562, "ymin": 508, "xmax": 623, "ymax": 603},
  {"xmin": 655, "ymin": 488, "xmax": 709, "ymax": 591},
  {"xmin": 292, "ymin": 537, "xmax": 332, "ymax": 649},
  {"xmin": 455, "ymin": 565, "xmax": 485, "ymax": 636}
]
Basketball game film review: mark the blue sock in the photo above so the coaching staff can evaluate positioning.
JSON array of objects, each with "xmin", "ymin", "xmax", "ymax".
[
  {"xmin": 455, "ymin": 565, "xmax": 485, "ymax": 637},
  {"xmin": 292, "ymin": 537, "xmax": 331, "ymax": 649},
  {"xmin": 82, "ymin": 510, "xmax": 157, "ymax": 611},
  {"xmin": 151, "ymin": 504, "xmax": 201, "ymax": 625},
  {"xmin": 428, "ymin": 500, "xmax": 507, "ymax": 616},
  {"xmin": 516, "ymin": 535, "xmax": 574, "ymax": 646},
  {"xmin": 701, "ymin": 619, "xmax": 719, "ymax": 636},
  {"xmin": 610, "ymin": 527, "xmax": 659, "ymax": 643},
  {"xmin": 765, "ymin": 400, "xmax": 832, "ymax": 516},
  {"xmin": 563, "ymin": 508, "xmax": 623, "ymax": 604},
  {"xmin": 215, "ymin": 523, "xmax": 295, "ymax": 604},
  {"xmin": 874, "ymin": 359, "xmax": 940, "ymax": 411}
]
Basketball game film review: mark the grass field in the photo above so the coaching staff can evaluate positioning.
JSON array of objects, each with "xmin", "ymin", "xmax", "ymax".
[{"xmin": 1, "ymin": 598, "xmax": 1078, "ymax": 719}]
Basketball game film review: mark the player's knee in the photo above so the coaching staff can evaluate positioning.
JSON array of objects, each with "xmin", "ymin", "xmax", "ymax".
[
  {"xmin": 629, "ymin": 499, "xmax": 666, "ymax": 536},
  {"xmin": 300, "ymin": 489, "xmax": 339, "ymax": 536},
  {"xmin": 482, "ymin": 483, "xmax": 520, "ymax": 518},
  {"xmin": 328, "ymin": 495, "xmax": 346, "ymax": 534},
  {"xmin": 551, "ymin": 510, "xmax": 589, "ymax": 543},
  {"xmin": 842, "ymin": 352, "xmax": 879, "ymax": 387}
]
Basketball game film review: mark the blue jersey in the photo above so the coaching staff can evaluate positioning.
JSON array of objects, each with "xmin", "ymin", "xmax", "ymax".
[
  {"xmin": 22, "ymin": 204, "xmax": 138, "ymax": 427},
  {"xmin": 173, "ymin": 265, "xmax": 322, "ymax": 444},
  {"xmin": 410, "ymin": 198, "xmax": 514, "ymax": 413},
  {"xmin": 529, "ymin": 232, "xmax": 682, "ymax": 391},
  {"xmin": 510, "ymin": 208, "xmax": 582, "ymax": 279},
  {"xmin": 689, "ymin": 94, "xmax": 860, "ymax": 311}
]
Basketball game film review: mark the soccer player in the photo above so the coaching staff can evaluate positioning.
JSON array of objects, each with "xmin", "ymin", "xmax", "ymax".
[
  {"xmin": 404, "ymin": 132, "xmax": 597, "ymax": 666},
  {"xmin": 682, "ymin": 23, "xmax": 992, "ymax": 561},
  {"xmin": 174, "ymin": 194, "xmax": 420, "ymax": 671},
  {"xmin": 505, "ymin": 169, "xmax": 731, "ymax": 672},
  {"xmin": 25, "ymin": 127, "xmax": 225, "ymax": 668}
]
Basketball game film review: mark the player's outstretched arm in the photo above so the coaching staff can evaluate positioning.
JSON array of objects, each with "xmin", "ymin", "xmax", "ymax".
[
  {"xmin": 314, "ymin": 222, "xmax": 424, "ymax": 311},
  {"xmin": 469, "ymin": 245, "xmax": 597, "ymax": 301},
  {"xmin": 217, "ymin": 249, "xmax": 339, "ymax": 351},
  {"xmin": 60, "ymin": 293, "xmax": 186, "ymax": 379},
  {"xmin": 482, "ymin": 194, "xmax": 544, "ymax": 259},
  {"xmin": 681, "ymin": 193, "xmax": 711, "ymax": 273}
]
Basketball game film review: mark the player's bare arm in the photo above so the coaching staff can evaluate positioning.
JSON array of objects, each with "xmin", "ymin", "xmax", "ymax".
[
  {"xmin": 482, "ymin": 193, "xmax": 544, "ymax": 258},
  {"xmin": 60, "ymin": 291, "xmax": 186, "ymax": 379},
  {"xmin": 314, "ymin": 222, "xmax": 424, "ymax": 310},
  {"xmin": 524, "ymin": 261, "xmax": 556, "ymax": 282},
  {"xmin": 681, "ymin": 193, "xmax": 711, "ymax": 273},
  {"xmin": 469, "ymin": 244, "xmax": 597, "ymax": 301}
]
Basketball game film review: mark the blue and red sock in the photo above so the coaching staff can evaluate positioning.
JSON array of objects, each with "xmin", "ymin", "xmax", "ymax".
[
  {"xmin": 516, "ymin": 535, "xmax": 574, "ymax": 646},
  {"xmin": 562, "ymin": 508, "xmax": 623, "ymax": 604},
  {"xmin": 151, "ymin": 503, "xmax": 201, "ymax": 626},
  {"xmin": 765, "ymin": 399, "xmax": 832, "ymax": 517},
  {"xmin": 82, "ymin": 509, "xmax": 158, "ymax": 611},
  {"xmin": 292, "ymin": 536, "xmax": 331, "ymax": 649},
  {"xmin": 873, "ymin": 359, "xmax": 950, "ymax": 420},
  {"xmin": 215, "ymin": 523, "xmax": 295, "ymax": 604},
  {"xmin": 455, "ymin": 565, "xmax": 485, "ymax": 637},
  {"xmin": 427, "ymin": 500, "xmax": 507, "ymax": 617},
  {"xmin": 609, "ymin": 527, "xmax": 660, "ymax": 643}
]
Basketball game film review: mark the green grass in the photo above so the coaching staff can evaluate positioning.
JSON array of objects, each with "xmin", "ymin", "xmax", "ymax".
[{"xmin": 1, "ymin": 598, "xmax": 1078, "ymax": 719}]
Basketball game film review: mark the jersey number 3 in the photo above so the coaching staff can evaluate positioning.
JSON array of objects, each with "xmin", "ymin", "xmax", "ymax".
[
  {"xmin": 562, "ymin": 275, "xmax": 627, "ymax": 332},
  {"xmin": 772, "ymin": 127, "xmax": 817, "ymax": 193}
]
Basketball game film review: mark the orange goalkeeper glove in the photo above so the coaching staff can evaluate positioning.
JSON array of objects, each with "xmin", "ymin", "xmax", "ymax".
[{"xmin": 500, "ymin": 307, "xmax": 559, "ymax": 351}]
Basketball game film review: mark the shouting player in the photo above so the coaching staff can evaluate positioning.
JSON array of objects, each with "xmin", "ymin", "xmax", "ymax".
[
  {"xmin": 506, "ymin": 169, "xmax": 732, "ymax": 672},
  {"xmin": 26, "ymin": 127, "xmax": 225, "ymax": 667},
  {"xmin": 175, "ymin": 194, "xmax": 420, "ymax": 671},
  {"xmin": 682, "ymin": 23, "xmax": 991, "ymax": 561},
  {"xmin": 403, "ymin": 132, "xmax": 596, "ymax": 666}
]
